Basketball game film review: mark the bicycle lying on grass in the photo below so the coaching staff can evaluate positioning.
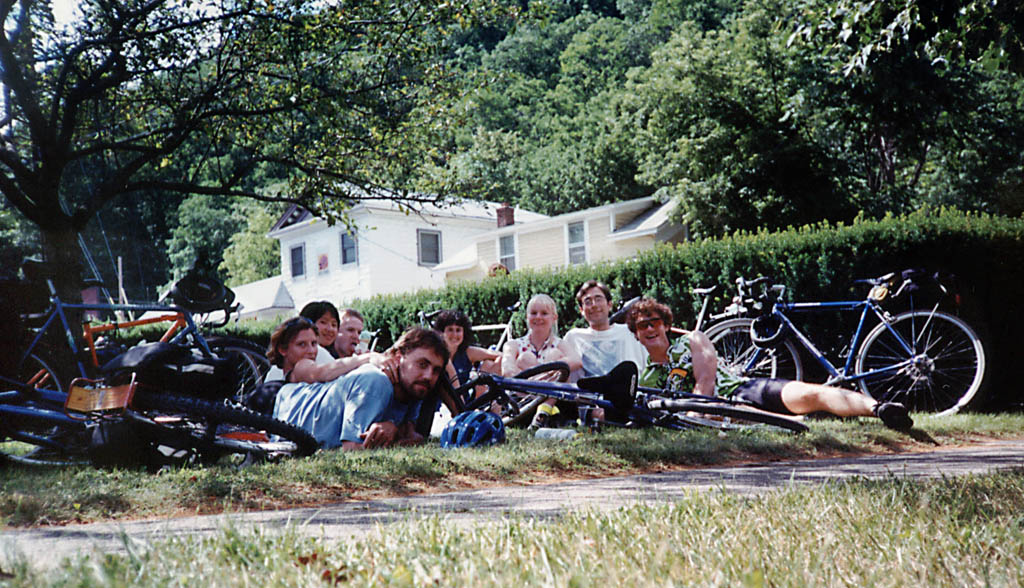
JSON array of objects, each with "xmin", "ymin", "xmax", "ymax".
[
  {"xmin": 458, "ymin": 361, "xmax": 808, "ymax": 434},
  {"xmin": 0, "ymin": 370, "xmax": 318, "ymax": 468},
  {"xmin": 1, "ymin": 261, "xmax": 314, "ymax": 467},
  {"xmin": 11, "ymin": 259, "xmax": 269, "ymax": 404}
]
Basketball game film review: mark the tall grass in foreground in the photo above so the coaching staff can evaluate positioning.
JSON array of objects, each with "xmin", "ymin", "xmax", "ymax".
[{"xmin": 6, "ymin": 470, "xmax": 1024, "ymax": 587}]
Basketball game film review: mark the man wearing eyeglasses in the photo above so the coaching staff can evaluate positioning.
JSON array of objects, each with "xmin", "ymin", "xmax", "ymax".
[
  {"xmin": 563, "ymin": 280, "xmax": 648, "ymax": 381},
  {"xmin": 626, "ymin": 298, "xmax": 914, "ymax": 431}
]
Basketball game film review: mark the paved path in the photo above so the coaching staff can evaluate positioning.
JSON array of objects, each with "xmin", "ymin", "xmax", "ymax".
[{"xmin": 3, "ymin": 439, "xmax": 1023, "ymax": 570}]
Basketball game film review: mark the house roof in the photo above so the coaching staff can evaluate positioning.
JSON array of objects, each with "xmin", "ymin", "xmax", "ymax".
[
  {"xmin": 430, "ymin": 240, "xmax": 482, "ymax": 273},
  {"xmin": 610, "ymin": 200, "xmax": 676, "ymax": 240},
  {"xmin": 268, "ymin": 191, "xmax": 548, "ymax": 237},
  {"xmin": 231, "ymin": 275, "xmax": 294, "ymax": 314},
  {"xmin": 435, "ymin": 197, "xmax": 678, "ymax": 275}
]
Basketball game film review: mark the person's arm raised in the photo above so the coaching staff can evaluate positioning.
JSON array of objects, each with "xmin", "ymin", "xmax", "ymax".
[
  {"xmin": 291, "ymin": 352, "xmax": 383, "ymax": 383},
  {"xmin": 466, "ymin": 345, "xmax": 501, "ymax": 364}
]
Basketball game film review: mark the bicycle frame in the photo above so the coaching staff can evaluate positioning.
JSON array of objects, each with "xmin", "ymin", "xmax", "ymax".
[
  {"xmin": 758, "ymin": 297, "xmax": 934, "ymax": 387},
  {"xmin": 472, "ymin": 301, "xmax": 521, "ymax": 352},
  {"xmin": 20, "ymin": 295, "xmax": 213, "ymax": 381},
  {"xmin": 460, "ymin": 363, "xmax": 702, "ymax": 429}
]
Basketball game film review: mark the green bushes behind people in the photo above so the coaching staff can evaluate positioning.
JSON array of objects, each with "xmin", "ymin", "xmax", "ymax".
[{"xmin": 210, "ymin": 207, "xmax": 1022, "ymax": 409}]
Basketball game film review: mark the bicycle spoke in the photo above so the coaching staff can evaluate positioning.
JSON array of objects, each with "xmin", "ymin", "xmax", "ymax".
[{"xmin": 856, "ymin": 310, "xmax": 985, "ymax": 413}]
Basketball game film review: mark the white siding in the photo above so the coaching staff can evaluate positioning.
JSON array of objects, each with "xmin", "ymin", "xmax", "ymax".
[{"xmin": 276, "ymin": 209, "xmax": 497, "ymax": 308}]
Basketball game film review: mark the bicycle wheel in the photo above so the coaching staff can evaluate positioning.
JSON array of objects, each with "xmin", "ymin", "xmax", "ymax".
[
  {"xmin": 502, "ymin": 362, "xmax": 571, "ymax": 427},
  {"xmin": 0, "ymin": 354, "xmax": 90, "ymax": 467},
  {"xmin": 207, "ymin": 337, "xmax": 270, "ymax": 402},
  {"xmin": 646, "ymin": 397, "xmax": 808, "ymax": 434},
  {"xmin": 854, "ymin": 310, "xmax": 985, "ymax": 414},
  {"xmin": 130, "ymin": 391, "xmax": 319, "ymax": 463},
  {"xmin": 705, "ymin": 318, "xmax": 803, "ymax": 381}
]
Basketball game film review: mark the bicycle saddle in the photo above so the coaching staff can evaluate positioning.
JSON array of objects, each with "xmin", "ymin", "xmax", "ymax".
[{"xmin": 167, "ymin": 271, "xmax": 235, "ymax": 314}]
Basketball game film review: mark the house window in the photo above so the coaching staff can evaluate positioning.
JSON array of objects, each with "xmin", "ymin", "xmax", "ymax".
[
  {"xmin": 499, "ymin": 235, "xmax": 516, "ymax": 271},
  {"xmin": 340, "ymin": 231, "xmax": 358, "ymax": 265},
  {"xmin": 567, "ymin": 221, "xmax": 586, "ymax": 265},
  {"xmin": 417, "ymin": 229, "xmax": 441, "ymax": 266},
  {"xmin": 290, "ymin": 244, "xmax": 305, "ymax": 277}
]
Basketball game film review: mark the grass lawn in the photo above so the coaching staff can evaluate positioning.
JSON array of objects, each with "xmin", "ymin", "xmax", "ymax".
[
  {"xmin": 1, "ymin": 412, "xmax": 1023, "ymax": 528},
  {"xmin": 4, "ymin": 469, "xmax": 1023, "ymax": 586}
]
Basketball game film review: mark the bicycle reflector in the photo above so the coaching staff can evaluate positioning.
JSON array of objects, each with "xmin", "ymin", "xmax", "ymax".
[{"xmin": 440, "ymin": 410, "xmax": 506, "ymax": 448}]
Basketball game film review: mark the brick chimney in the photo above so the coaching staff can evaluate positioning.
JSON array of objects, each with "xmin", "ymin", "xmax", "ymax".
[{"xmin": 496, "ymin": 202, "xmax": 515, "ymax": 228}]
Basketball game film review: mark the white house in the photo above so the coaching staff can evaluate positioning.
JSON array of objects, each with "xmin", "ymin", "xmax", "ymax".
[
  {"xmin": 263, "ymin": 198, "xmax": 548, "ymax": 310},
  {"xmin": 230, "ymin": 195, "xmax": 685, "ymax": 316},
  {"xmin": 434, "ymin": 196, "xmax": 686, "ymax": 283}
]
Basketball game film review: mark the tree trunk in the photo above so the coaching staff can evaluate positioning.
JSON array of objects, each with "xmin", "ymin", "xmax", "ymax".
[{"xmin": 40, "ymin": 225, "xmax": 85, "ymax": 318}]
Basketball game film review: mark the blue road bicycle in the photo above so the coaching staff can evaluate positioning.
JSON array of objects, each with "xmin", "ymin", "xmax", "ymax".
[{"xmin": 718, "ymin": 271, "xmax": 985, "ymax": 415}]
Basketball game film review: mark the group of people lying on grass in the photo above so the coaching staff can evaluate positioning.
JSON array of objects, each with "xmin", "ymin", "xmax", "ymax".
[{"xmin": 263, "ymin": 280, "xmax": 912, "ymax": 451}]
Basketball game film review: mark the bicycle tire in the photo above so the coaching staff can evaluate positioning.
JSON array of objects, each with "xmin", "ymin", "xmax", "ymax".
[
  {"xmin": 854, "ymin": 310, "xmax": 986, "ymax": 414},
  {"xmin": 1, "ymin": 354, "xmax": 90, "ymax": 467},
  {"xmin": 502, "ymin": 362, "xmax": 571, "ymax": 427},
  {"xmin": 130, "ymin": 391, "xmax": 319, "ymax": 463},
  {"xmin": 646, "ymin": 398, "xmax": 808, "ymax": 433},
  {"xmin": 207, "ymin": 337, "xmax": 270, "ymax": 402},
  {"xmin": 704, "ymin": 318, "xmax": 803, "ymax": 381}
]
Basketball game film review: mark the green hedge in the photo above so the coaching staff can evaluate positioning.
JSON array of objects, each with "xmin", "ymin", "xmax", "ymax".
[{"xmin": 215, "ymin": 208, "xmax": 1024, "ymax": 410}]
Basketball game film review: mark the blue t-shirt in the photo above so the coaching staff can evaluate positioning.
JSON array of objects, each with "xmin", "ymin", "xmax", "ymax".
[{"xmin": 273, "ymin": 364, "xmax": 421, "ymax": 448}]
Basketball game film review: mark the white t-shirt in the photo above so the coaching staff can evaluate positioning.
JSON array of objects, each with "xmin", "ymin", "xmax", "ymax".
[
  {"xmin": 564, "ymin": 323, "xmax": 648, "ymax": 381},
  {"xmin": 265, "ymin": 345, "xmax": 334, "ymax": 382}
]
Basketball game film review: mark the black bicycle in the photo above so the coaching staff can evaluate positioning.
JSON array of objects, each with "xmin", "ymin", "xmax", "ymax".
[{"xmin": 459, "ymin": 361, "xmax": 808, "ymax": 434}]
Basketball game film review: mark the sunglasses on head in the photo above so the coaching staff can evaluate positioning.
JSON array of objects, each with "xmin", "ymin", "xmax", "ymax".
[{"xmin": 635, "ymin": 317, "xmax": 664, "ymax": 331}]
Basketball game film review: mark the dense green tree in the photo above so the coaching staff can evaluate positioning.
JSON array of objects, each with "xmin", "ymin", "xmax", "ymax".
[
  {"xmin": 0, "ymin": 0, "xmax": 516, "ymax": 299},
  {"xmin": 219, "ymin": 201, "xmax": 282, "ymax": 287},
  {"xmin": 791, "ymin": 0, "xmax": 1024, "ymax": 75},
  {"xmin": 618, "ymin": 7, "xmax": 854, "ymax": 235},
  {"xmin": 615, "ymin": 0, "xmax": 1024, "ymax": 236},
  {"xmin": 165, "ymin": 196, "xmax": 246, "ymax": 286},
  {"xmin": 0, "ymin": 203, "xmax": 38, "ymax": 279}
]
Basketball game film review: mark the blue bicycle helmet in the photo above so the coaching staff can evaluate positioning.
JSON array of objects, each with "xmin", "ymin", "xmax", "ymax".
[{"xmin": 440, "ymin": 410, "xmax": 506, "ymax": 448}]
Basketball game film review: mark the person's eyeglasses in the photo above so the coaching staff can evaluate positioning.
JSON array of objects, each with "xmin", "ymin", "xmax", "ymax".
[
  {"xmin": 581, "ymin": 295, "xmax": 606, "ymax": 307},
  {"xmin": 635, "ymin": 317, "xmax": 664, "ymax": 331}
]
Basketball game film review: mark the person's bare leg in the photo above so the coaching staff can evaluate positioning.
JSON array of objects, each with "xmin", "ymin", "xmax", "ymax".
[
  {"xmin": 779, "ymin": 381, "xmax": 876, "ymax": 416},
  {"xmin": 688, "ymin": 330, "xmax": 718, "ymax": 397}
]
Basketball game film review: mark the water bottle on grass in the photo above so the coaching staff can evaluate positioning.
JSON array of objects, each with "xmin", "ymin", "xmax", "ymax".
[{"xmin": 534, "ymin": 428, "xmax": 581, "ymax": 441}]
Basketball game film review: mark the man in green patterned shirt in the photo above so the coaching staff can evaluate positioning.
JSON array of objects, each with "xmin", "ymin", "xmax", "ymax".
[{"xmin": 626, "ymin": 298, "xmax": 913, "ymax": 430}]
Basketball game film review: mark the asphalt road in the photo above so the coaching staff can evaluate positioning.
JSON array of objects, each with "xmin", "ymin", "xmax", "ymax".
[{"xmin": 2, "ymin": 439, "xmax": 1022, "ymax": 570}]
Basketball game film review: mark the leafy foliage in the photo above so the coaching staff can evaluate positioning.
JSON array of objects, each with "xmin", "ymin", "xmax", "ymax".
[
  {"xmin": 219, "ymin": 201, "xmax": 283, "ymax": 287},
  {"xmin": 0, "ymin": 0, "xmax": 517, "ymax": 295}
]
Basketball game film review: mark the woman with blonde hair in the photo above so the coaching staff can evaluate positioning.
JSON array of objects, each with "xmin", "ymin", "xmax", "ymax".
[{"xmin": 501, "ymin": 293, "xmax": 582, "ymax": 428}]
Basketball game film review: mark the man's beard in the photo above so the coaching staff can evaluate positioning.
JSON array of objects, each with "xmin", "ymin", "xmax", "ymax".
[{"xmin": 396, "ymin": 365, "xmax": 433, "ymax": 402}]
